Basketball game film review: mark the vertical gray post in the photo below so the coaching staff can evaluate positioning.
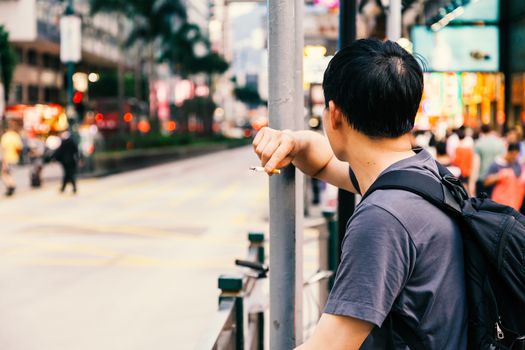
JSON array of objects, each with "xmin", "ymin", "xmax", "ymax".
[
  {"xmin": 268, "ymin": 0, "xmax": 297, "ymax": 349},
  {"xmin": 387, "ymin": 0, "xmax": 402, "ymax": 41},
  {"xmin": 294, "ymin": 0, "xmax": 305, "ymax": 345}
]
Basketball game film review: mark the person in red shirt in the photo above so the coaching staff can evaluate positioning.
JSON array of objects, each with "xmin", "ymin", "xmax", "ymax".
[{"xmin": 484, "ymin": 143, "xmax": 525, "ymax": 210}]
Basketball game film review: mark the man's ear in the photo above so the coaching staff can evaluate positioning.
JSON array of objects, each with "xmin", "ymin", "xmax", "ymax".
[{"xmin": 328, "ymin": 101, "xmax": 344, "ymax": 130}]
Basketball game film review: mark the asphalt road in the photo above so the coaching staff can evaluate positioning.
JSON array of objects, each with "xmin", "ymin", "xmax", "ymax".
[{"xmin": 0, "ymin": 146, "xmax": 271, "ymax": 350}]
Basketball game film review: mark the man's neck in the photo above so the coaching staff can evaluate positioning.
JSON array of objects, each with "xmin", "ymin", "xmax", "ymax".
[{"xmin": 345, "ymin": 134, "xmax": 415, "ymax": 194}]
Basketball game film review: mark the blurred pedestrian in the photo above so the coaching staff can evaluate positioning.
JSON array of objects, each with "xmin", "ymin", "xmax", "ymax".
[
  {"xmin": 53, "ymin": 131, "xmax": 79, "ymax": 194},
  {"xmin": 27, "ymin": 131, "xmax": 46, "ymax": 188},
  {"xmin": 484, "ymin": 143, "xmax": 525, "ymax": 210},
  {"xmin": 0, "ymin": 122, "xmax": 23, "ymax": 196},
  {"xmin": 452, "ymin": 127, "xmax": 474, "ymax": 185},
  {"xmin": 469, "ymin": 124, "xmax": 505, "ymax": 196},
  {"xmin": 505, "ymin": 126, "xmax": 525, "ymax": 161},
  {"xmin": 435, "ymin": 141, "xmax": 461, "ymax": 177},
  {"xmin": 446, "ymin": 128, "xmax": 459, "ymax": 159}
]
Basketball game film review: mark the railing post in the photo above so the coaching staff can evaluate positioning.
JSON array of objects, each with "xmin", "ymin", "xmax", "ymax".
[
  {"xmin": 219, "ymin": 275, "xmax": 244, "ymax": 350},
  {"xmin": 248, "ymin": 232, "xmax": 265, "ymax": 350},
  {"xmin": 322, "ymin": 210, "xmax": 339, "ymax": 289},
  {"xmin": 248, "ymin": 232, "xmax": 266, "ymax": 264}
]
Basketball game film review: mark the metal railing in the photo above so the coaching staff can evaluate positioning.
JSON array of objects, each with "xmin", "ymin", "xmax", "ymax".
[
  {"xmin": 197, "ymin": 232, "xmax": 266, "ymax": 350},
  {"xmin": 200, "ymin": 211, "xmax": 339, "ymax": 350}
]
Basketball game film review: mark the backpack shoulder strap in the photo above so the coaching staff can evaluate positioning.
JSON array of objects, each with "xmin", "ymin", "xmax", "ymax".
[{"xmin": 361, "ymin": 170, "xmax": 463, "ymax": 216}]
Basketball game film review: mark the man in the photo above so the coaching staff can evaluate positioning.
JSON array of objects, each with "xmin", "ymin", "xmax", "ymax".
[
  {"xmin": 484, "ymin": 142, "xmax": 524, "ymax": 210},
  {"xmin": 53, "ymin": 131, "xmax": 79, "ymax": 194},
  {"xmin": 0, "ymin": 122, "xmax": 23, "ymax": 196},
  {"xmin": 468, "ymin": 124, "xmax": 505, "ymax": 196},
  {"xmin": 253, "ymin": 39, "xmax": 467, "ymax": 349}
]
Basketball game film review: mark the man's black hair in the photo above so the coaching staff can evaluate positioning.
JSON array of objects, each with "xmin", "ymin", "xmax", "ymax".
[
  {"xmin": 322, "ymin": 39, "xmax": 424, "ymax": 138},
  {"xmin": 457, "ymin": 127, "xmax": 466, "ymax": 140},
  {"xmin": 508, "ymin": 142, "xmax": 520, "ymax": 153},
  {"xmin": 481, "ymin": 124, "xmax": 492, "ymax": 134},
  {"xmin": 436, "ymin": 141, "xmax": 448, "ymax": 156}
]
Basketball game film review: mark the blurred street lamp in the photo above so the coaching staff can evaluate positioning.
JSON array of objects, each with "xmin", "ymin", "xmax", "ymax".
[
  {"xmin": 88, "ymin": 73, "xmax": 100, "ymax": 83},
  {"xmin": 60, "ymin": 0, "xmax": 82, "ymax": 132}
]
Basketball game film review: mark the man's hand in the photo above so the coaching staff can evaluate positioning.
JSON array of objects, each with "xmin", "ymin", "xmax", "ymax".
[
  {"xmin": 252, "ymin": 127, "xmax": 357, "ymax": 193},
  {"xmin": 253, "ymin": 127, "xmax": 297, "ymax": 175}
]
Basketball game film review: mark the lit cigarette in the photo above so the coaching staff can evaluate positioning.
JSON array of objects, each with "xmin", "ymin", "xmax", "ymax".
[{"xmin": 250, "ymin": 166, "xmax": 281, "ymax": 174}]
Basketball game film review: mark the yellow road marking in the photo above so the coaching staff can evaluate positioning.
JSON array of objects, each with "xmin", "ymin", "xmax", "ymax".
[
  {"xmin": 169, "ymin": 184, "xmax": 211, "ymax": 207},
  {"xmin": 208, "ymin": 182, "xmax": 241, "ymax": 207}
]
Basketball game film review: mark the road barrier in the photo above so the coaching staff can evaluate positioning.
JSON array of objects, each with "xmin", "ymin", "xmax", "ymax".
[
  {"xmin": 197, "ymin": 232, "xmax": 266, "ymax": 350},
  {"xmin": 200, "ymin": 213, "xmax": 338, "ymax": 350},
  {"xmin": 322, "ymin": 210, "xmax": 339, "ymax": 289}
]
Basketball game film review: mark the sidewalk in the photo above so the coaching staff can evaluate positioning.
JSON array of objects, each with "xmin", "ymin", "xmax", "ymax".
[{"xmin": 8, "ymin": 163, "xmax": 63, "ymax": 195}]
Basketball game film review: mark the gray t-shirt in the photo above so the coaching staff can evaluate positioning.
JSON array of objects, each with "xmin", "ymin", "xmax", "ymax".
[
  {"xmin": 324, "ymin": 149, "xmax": 467, "ymax": 349},
  {"xmin": 475, "ymin": 135, "xmax": 506, "ymax": 179}
]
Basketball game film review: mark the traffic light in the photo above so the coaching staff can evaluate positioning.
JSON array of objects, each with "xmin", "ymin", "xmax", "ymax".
[
  {"xmin": 72, "ymin": 91, "xmax": 83, "ymax": 104},
  {"xmin": 72, "ymin": 91, "xmax": 85, "ymax": 120}
]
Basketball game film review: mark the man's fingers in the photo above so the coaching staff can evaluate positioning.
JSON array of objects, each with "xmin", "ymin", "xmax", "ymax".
[
  {"xmin": 253, "ymin": 127, "xmax": 266, "ymax": 149},
  {"xmin": 265, "ymin": 142, "xmax": 293, "ymax": 173},
  {"xmin": 255, "ymin": 136, "xmax": 271, "ymax": 159},
  {"xmin": 276, "ymin": 156, "xmax": 294, "ymax": 169},
  {"xmin": 260, "ymin": 140, "xmax": 280, "ymax": 166}
]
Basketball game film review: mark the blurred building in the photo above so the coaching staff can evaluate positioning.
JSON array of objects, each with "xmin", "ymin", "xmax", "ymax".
[
  {"xmin": 509, "ymin": 0, "xmax": 525, "ymax": 127},
  {"xmin": 406, "ymin": 0, "xmax": 525, "ymax": 131},
  {"xmin": 0, "ymin": 0, "xmax": 129, "ymax": 106}
]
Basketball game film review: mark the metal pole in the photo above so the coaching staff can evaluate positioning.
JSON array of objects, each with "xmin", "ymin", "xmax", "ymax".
[
  {"xmin": 337, "ymin": 0, "xmax": 357, "ymax": 263},
  {"xmin": 500, "ymin": 0, "xmax": 511, "ymax": 130},
  {"xmin": 294, "ymin": 0, "xmax": 304, "ymax": 345},
  {"xmin": 268, "ymin": 0, "xmax": 297, "ymax": 348},
  {"xmin": 65, "ymin": 0, "xmax": 76, "ymax": 132},
  {"xmin": 339, "ymin": 0, "xmax": 357, "ymax": 49},
  {"xmin": 386, "ymin": 0, "xmax": 402, "ymax": 41}
]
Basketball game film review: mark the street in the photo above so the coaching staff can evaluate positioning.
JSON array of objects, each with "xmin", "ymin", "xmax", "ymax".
[{"xmin": 0, "ymin": 146, "xmax": 269, "ymax": 350}]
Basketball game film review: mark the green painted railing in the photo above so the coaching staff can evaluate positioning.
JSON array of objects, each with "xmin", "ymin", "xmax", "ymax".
[
  {"xmin": 198, "ymin": 232, "xmax": 266, "ymax": 350},
  {"xmin": 200, "ymin": 210, "xmax": 339, "ymax": 349}
]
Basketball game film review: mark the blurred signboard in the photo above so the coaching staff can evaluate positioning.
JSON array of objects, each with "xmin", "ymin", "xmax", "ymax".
[
  {"xmin": 0, "ymin": 0, "xmax": 37, "ymax": 41},
  {"xmin": 314, "ymin": 0, "xmax": 339, "ymax": 9},
  {"xmin": 451, "ymin": 0, "xmax": 499, "ymax": 23},
  {"xmin": 412, "ymin": 25, "xmax": 499, "ymax": 72},
  {"xmin": 304, "ymin": 10, "xmax": 339, "ymax": 41},
  {"xmin": 60, "ymin": 15, "xmax": 82, "ymax": 63}
]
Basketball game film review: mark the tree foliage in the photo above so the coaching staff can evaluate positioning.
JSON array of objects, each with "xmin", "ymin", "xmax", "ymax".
[
  {"xmin": 0, "ymin": 26, "xmax": 17, "ymax": 102},
  {"xmin": 160, "ymin": 23, "xmax": 229, "ymax": 76},
  {"xmin": 234, "ymin": 86, "xmax": 265, "ymax": 107},
  {"xmin": 89, "ymin": 0, "xmax": 187, "ymax": 48}
]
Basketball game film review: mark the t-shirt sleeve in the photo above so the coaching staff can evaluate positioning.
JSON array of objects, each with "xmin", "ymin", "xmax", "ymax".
[
  {"xmin": 486, "ymin": 162, "xmax": 500, "ymax": 176},
  {"xmin": 324, "ymin": 204, "xmax": 416, "ymax": 327}
]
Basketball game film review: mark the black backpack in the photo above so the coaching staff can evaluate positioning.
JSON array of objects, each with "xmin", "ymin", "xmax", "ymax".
[{"xmin": 362, "ymin": 162, "xmax": 525, "ymax": 350}]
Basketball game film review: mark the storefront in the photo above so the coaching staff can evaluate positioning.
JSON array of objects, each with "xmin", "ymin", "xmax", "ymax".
[
  {"xmin": 416, "ymin": 72, "xmax": 505, "ymax": 130},
  {"xmin": 4, "ymin": 104, "xmax": 69, "ymax": 135}
]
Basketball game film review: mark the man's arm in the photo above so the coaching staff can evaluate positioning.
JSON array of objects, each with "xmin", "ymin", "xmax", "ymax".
[
  {"xmin": 296, "ymin": 314, "xmax": 373, "ymax": 350},
  {"xmin": 252, "ymin": 127, "xmax": 357, "ymax": 193}
]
